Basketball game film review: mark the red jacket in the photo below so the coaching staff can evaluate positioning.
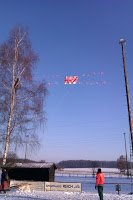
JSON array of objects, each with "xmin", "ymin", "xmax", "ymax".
[{"xmin": 96, "ymin": 173, "xmax": 105, "ymax": 186}]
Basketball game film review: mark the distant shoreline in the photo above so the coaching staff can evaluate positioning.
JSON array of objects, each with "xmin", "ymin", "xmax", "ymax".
[{"xmin": 56, "ymin": 168, "xmax": 127, "ymax": 178}]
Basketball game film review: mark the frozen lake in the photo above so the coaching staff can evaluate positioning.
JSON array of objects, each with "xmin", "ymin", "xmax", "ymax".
[{"xmin": 55, "ymin": 175, "xmax": 133, "ymax": 194}]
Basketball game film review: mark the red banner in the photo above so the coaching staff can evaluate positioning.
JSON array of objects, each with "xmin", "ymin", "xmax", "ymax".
[{"xmin": 64, "ymin": 76, "xmax": 78, "ymax": 84}]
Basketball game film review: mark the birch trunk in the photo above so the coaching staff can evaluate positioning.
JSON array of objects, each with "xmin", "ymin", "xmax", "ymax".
[{"xmin": 2, "ymin": 68, "xmax": 16, "ymax": 165}]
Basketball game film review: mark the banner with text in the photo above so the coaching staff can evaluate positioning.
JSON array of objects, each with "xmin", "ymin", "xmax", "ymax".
[{"xmin": 45, "ymin": 182, "xmax": 82, "ymax": 193}]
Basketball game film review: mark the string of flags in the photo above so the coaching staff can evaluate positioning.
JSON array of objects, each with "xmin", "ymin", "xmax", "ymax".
[
  {"xmin": 42, "ymin": 72, "xmax": 104, "ymax": 79},
  {"xmin": 45, "ymin": 72, "xmax": 106, "ymax": 86},
  {"xmin": 28, "ymin": 71, "xmax": 106, "ymax": 87},
  {"xmin": 47, "ymin": 80, "xmax": 107, "ymax": 86}
]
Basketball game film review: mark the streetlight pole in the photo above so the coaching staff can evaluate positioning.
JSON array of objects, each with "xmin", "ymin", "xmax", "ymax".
[
  {"xmin": 119, "ymin": 39, "xmax": 133, "ymax": 193},
  {"xmin": 124, "ymin": 133, "xmax": 129, "ymax": 177},
  {"xmin": 119, "ymin": 39, "xmax": 133, "ymax": 153}
]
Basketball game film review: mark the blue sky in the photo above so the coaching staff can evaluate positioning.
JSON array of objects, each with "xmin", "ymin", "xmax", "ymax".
[{"xmin": 0, "ymin": 0, "xmax": 133, "ymax": 163}]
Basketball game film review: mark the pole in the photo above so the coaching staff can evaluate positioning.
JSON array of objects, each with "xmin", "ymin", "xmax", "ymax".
[
  {"xmin": 24, "ymin": 135, "xmax": 29, "ymax": 160},
  {"xmin": 124, "ymin": 133, "xmax": 129, "ymax": 177},
  {"xmin": 25, "ymin": 142, "xmax": 28, "ymax": 160},
  {"xmin": 119, "ymin": 39, "xmax": 133, "ymax": 153},
  {"xmin": 119, "ymin": 39, "xmax": 133, "ymax": 194}
]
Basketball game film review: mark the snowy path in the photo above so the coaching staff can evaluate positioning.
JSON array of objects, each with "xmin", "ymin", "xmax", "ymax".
[{"xmin": 0, "ymin": 191, "xmax": 132, "ymax": 200}]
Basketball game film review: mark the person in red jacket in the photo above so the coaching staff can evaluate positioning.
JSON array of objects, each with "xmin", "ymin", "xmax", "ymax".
[
  {"xmin": 0, "ymin": 169, "xmax": 8, "ymax": 193},
  {"xmin": 95, "ymin": 168, "xmax": 105, "ymax": 200}
]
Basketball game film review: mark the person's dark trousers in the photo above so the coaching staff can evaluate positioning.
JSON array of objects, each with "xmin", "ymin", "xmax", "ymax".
[{"xmin": 98, "ymin": 186, "xmax": 103, "ymax": 200}]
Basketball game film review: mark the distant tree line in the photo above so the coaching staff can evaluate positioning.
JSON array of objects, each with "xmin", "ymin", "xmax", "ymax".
[
  {"xmin": 57, "ymin": 160, "xmax": 117, "ymax": 169},
  {"xmin": 1, "ymin": 151, "xmax": 130, "ymax": 174}
]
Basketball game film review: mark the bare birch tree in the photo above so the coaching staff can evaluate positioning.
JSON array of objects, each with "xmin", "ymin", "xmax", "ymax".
[{"xmin": 0, "ymin": 25, "xmax": 48, "ymax": 165}]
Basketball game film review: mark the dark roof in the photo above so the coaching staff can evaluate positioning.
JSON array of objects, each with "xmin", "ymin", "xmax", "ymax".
[{"xmin": 3, "ymin": 162, "xmax": 57, "ymax": 169}]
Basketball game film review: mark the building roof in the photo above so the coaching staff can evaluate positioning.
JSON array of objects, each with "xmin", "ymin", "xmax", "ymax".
[{"xmin": 3, "ymin": 162, "xmax": 57, "ymax": 169}]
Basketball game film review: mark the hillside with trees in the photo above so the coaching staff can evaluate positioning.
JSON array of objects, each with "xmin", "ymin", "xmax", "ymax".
[{"xmin": 57, "ymin": 160, "xmax": 117, "ymax": 169}]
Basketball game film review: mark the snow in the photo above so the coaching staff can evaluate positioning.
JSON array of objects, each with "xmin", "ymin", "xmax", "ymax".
[
  {"xmin": 0, "ymin": 176, "xmax": 132, "ymax": 199},
  {"xmin": 56, "ymin": 168, "xmax": 122, "ymax": 178},
  {"xmin": 0, "ymin": 168, "xmax": 131, "ymax": 199},
  {"xmin": 0, "ymin": 190, "xmax": 132, "ymax": 200}
]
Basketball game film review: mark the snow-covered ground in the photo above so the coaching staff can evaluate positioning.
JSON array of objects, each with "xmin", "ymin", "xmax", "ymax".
[
  {"xmin": 0, "ymin": 169, "xmax": 132, "ymax": 199},
  {"xmin": 55, "ymin": 175, "xmax": 132, "ymax": 194},
  {"xmin": 0, "ymin": 175, "xmax": 130, "ymax": 199},
  {"xmin": 62, "ymin": 168, "xmax": 120, "ymax": 173},
  {"xmin": 56, "ymin": 168, "xmax": 124, "ymax": 178},
  {"xmin": 0, "ymin": 190, "xmax": 132, "ymax": 200}
]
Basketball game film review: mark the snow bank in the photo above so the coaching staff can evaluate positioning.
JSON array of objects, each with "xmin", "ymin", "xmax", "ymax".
[{"xmin": 0, "ymin": 190, "xmax": 132, "ymax": 200}]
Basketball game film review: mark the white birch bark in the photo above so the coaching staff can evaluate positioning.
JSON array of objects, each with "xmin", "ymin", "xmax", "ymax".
[{"xmin": 2, "ymin": 39, "xmax": 18, "ymax": 165}]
